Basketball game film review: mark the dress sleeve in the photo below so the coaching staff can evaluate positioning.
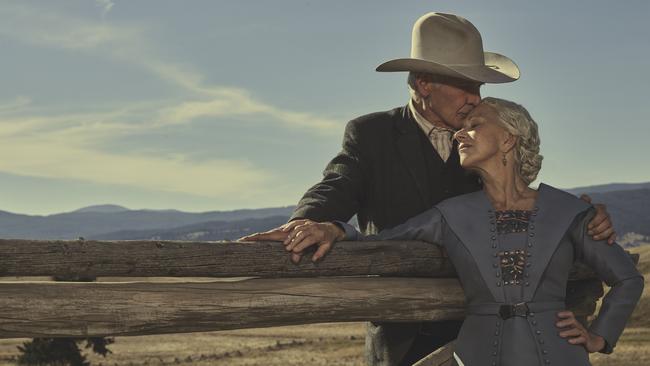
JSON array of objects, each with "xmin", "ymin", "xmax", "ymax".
[
  {"xmin": 571, "ymin": 207, "xmax": 644, "ymax": 354},
  {"xmin": 336, "ymin": 206, "xmax": 444, "ymax": 245}
]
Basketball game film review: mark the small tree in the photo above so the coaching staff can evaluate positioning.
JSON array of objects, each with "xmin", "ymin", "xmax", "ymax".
[{"xmin": 16, "ymin": 274, "xmax": 114, "ymax": 366}]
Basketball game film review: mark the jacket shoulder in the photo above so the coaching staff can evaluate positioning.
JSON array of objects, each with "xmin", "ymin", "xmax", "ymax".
[
  {"xmin": 344, "ymin": 106, "xmax": 404, "ymax": 132},
  {"xmin": 537, "ymin": 183, "xmax": 591, "ymax": 213}
]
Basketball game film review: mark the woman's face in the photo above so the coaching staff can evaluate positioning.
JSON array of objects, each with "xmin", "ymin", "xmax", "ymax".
[{"xmin": 454, "ymin": 103, "xmax": 510, "ymax": 171}]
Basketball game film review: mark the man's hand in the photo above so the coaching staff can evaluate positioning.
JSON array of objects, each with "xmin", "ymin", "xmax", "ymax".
[
  {"xmin": 238, "ymin": 219, "xmax": 345, "ymax": 264},
  {"xmin": 556, "ymin": 310, "xmax": 606, "ymax": 353},
  {"xmin": 237, "ymin": 224, "xmax": 291, "ymax": 243},
  {"xmin": 281, "ymin": 219, "xmax": 346, "ymax": 263},
  {"xmin": 580, "ymin": 194, "xmax": 616, "ymax": 245}
]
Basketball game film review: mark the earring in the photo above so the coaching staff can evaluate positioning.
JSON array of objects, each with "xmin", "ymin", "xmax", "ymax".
[{"xmin": 502, "ymin": 153, "xmax": 507, "ymax": 166}]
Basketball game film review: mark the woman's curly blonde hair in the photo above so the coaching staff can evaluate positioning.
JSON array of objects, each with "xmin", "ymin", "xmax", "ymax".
[{"xmin": 481, "ymin": 97, "xmax": 543, "ymax": 185}]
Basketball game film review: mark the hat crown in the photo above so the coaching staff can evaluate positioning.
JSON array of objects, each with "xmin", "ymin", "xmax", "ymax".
[{"xmin": 411, "ymin": 12, "xmax": 485, "ymax": 66}]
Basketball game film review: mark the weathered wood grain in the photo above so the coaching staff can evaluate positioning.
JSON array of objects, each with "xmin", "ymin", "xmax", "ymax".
[
  {"xmin": 0, "ymin": 277, "xmax": 464, "ymax": 338},
  {"xmin": 0, "ymin": 277, "xmax": 602, "ymax": 339},
  {"xmin": 0, "ymin": 239, "xmax": 635, "ymax": 279}
]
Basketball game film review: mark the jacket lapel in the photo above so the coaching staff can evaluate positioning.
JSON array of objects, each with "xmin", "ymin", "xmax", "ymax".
[
  {"xmin": 394, "ymin": 106, "xmax": 429, "ymax": 203},
  {"xmin": 522, "ymin": 183, "xmax": 591, "ymax": 300},
  {"xmin": 436, "ymin": 190, "xmax": 506, "ymax": 302}
]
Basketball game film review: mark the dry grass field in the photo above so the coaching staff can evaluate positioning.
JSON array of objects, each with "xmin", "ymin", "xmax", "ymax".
[{"xmin": 0, "ymin": 246, "xmax": 649, "ymax": 366}]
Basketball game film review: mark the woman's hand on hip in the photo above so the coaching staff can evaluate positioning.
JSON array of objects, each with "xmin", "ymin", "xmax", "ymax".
[{"xmin": 556, "ymin": 310, "xmax": 606, "ymax": 353}]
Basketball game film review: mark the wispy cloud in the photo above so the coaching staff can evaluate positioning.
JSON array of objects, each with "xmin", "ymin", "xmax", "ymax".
[
  {"xmin": 0, "ymin": 2, "xmax": 339, "ymax": 200},
  {"xmin": 96, "ymin": 0, "xmax": 115, "ymax": 19},
  {"xmin": 0, "ymin": 96, "xmax": 32, "ymax": 114},
  {"xmin": 0, "ymin": 132, "xmax": 270, "ymax": 198},
  {"xmin": 0, "ymin": 3, "xmax": 341, "ymax": 133}
]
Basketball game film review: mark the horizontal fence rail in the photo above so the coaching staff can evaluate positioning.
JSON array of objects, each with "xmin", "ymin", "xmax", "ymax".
[
  {"xmin": 0, "ymin": 239, "xmax": 637, "ymax": 339},
  {"xmin": 0, "ymin": 277, "xmax": 603, "ymax": 339},
  {"xmin": 0, "ymin": 239, "xmax": 630, "ymax": 279}
]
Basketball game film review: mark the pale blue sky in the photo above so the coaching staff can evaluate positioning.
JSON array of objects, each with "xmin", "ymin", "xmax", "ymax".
[{"xmin": 1, "ymin": 0, "xmax": 648, "ymax": 215}]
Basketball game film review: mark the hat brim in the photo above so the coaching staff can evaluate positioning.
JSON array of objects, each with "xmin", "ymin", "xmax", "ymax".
[{"xmin": 376, "ymin": 52, "xmax": 520, "ymax": 84}]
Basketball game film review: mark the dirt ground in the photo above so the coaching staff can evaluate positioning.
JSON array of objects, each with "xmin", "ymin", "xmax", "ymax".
[{"xmin": 0, "ymin": 324, "xmax": 648, "ymax": 366}]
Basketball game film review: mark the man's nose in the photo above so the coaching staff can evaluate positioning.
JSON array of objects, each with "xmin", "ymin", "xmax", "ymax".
[
  {"xmin": 466, "ymin": 91, "xmax": 480, "ymax": 106},
  {"xmin": 454, "ymin": 129, "xmax": 467, "ymax": 142}
]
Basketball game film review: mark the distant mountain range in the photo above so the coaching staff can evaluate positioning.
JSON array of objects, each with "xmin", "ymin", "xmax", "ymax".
[
  {"xmin": 564, "ymin": 181, "xmax": 650, "ymax": 195},
  {"xmin": 0, "ymin": 205, "xmax": 294, "ymax": 240},
  {"xmin": 0, "ymin": 182, "xmax": 647, "ymax": 245}
]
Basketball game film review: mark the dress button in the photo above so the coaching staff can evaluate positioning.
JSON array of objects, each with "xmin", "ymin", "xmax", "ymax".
[
  {"xmin": 542, "ymin": 349, "xmax": 548, "ymax": 354},
  {"xmin": 529, "ymin": 312, "xmax": 535, "ymax": 317},
  {"xmin": 490, "ymin": 228, "xmax": 496, "ymax": 232},
  {"xmin": 496, "ymin": 272, "xmax": 500, "ymax": 277},
  {"xmin": 545, "ymin": 359, "xmax": 550, "ymax": 364},
  {"xmin": 526, "ymin": 263, "xmax": 532, "ymax": 267},
  {"xmin": 493, "ymin": 263, "xmax": 498, "ymax": 268},
  {"xmin": 496, "ymin": 281, "xmax": 501, "ymax": 287},
  {"xmin": 496, "ymin": 321, "xmax": 501, "ymax": 327},
  {"xmin": 525, "ymin": 282, "xmax": 530, "ymax": 286},
  {"xmin": 539, "ymin": 339, "xmax": 545, "ymax": 344},
  {"xmin": 532, "ymin": 320, "xmax": 537, "ymax": 326},
  {"xmin": 492, "ymin": 351, "xmax": 497, "ymax": 356},
  {"xmin": 494, "ymin": 330, "xmax": 499, "ymax": 336},
  {"xmin": 536, "ymin": 330, "xmax": 542, "ymax": 335},
  {"xmin": 492, "ymin": 362, "xmax": 496, "ymax": 366},
  {"xmin": 527, "ymin": 242, "xmax": 533, "ymax": 247},
  {"xmin": 492, "ymin": 244, "xmax": 497, "ymax": 248},
  {"xmin": 530, "ymin": 233, "xmax": 535, "ymax": 237},
  {"xmin": 493, "ymin": 340, "xmax": 499, "ymax": 346},
  {"xmin": 491, "ymin": 236, "xmax": 496, "ymax": 240}
]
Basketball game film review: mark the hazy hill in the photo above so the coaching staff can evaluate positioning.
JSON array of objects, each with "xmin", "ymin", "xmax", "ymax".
[
  {"xmin": 72, "ymin": 204, "xmax": 130, "ymax": 213},
  {"xmin": 0, "ymin": 206, "xmax": 294, "ymax": 240},
  {"xmin": 565, "ymin": 182, "xmax": 650, "ymax": 195},
  {"xmin": 582, "ymin": 188, "xmax": 650, "ymax": 244},
  {"xmin": 91, "ymin": 215, "xmax": 290, "ymax": 241}
]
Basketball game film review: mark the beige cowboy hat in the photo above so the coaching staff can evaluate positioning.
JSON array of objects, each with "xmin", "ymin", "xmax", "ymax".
[{"xmin": 377, "ymin": 12, "xmax": 520, "ymax": 83}]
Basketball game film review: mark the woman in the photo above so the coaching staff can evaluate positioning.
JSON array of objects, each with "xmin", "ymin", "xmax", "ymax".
[{"xmin": 276, "ymin": 97, "xmax": 644, "ymax": 365}]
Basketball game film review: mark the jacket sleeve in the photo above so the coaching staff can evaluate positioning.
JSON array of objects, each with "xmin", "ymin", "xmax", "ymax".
[
  {"xmin": 336, "ymin": 206, "xmax": 444, "ymax": 245},
  {"xmin": 571, "ymin": 207, "xmax": 644, "ymax": 354},
  {"xmin": 290, "ymin": 119, "xmax": 371, "ymax": 223}
]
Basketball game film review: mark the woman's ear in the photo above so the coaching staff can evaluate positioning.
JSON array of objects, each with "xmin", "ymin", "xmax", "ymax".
[{"xmin": 502, "ymin": 132, "xmax": 518, "ymax": 153}]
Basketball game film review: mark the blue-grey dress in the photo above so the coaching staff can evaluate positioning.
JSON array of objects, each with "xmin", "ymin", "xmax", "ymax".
[{"xmin": 338, "ymin": 183, "xmax": 643, "ymax": 366}]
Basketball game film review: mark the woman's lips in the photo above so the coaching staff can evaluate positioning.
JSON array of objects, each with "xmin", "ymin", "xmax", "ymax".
[{"xmin": 459, "ymin": 144, "xmax": 472, "ymax": 151}]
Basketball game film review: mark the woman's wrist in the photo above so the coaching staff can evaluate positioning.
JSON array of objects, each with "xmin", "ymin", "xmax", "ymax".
[{"xmin": 589, "ymin": 333, "xmax": 606, "ymax": 353}]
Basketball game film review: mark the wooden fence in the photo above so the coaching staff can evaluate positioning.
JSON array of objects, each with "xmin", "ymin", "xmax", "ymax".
[{"xmin": 0, "ymin": 238, "xmax": 632, "ymax": 339}]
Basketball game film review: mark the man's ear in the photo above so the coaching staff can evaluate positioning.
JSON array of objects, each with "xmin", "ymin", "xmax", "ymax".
[{"xmin": 416, "ymin": 75, "xmax": 433, "ymax": 98}]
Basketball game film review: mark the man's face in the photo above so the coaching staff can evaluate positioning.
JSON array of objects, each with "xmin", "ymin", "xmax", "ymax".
[{"xmin": 422, "ymin": 76, "xmax": 482, "ymax": 130}]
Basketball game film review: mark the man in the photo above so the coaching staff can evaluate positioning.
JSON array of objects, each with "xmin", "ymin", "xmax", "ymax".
[{"xmin": 242, "ymin": 12, "xmax": 615, "ymax": 366}]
